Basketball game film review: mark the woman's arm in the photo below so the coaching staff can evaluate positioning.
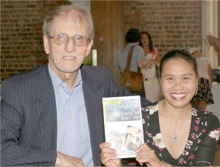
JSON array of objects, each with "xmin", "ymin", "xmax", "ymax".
[
  {"xmin": 154, "ymin": 49, "xmax": 160, "ymax": 65},
  {"xmin": 208, "ymin": 63, "xmax": 213, "ymax": 88},
  {"xmin": 193, "ymin": 114, "xmax": 220, "ymax": 166}
]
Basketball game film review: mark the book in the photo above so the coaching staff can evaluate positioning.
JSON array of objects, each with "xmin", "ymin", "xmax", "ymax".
[{"xmin": 102, "ymin": 96, "xmax": 144, "ymax": 159}]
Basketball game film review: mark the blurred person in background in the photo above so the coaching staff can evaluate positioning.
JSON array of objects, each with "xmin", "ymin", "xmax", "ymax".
[
  {"xmin": 189, "ymin": 46, "xmax": 214, "ymax": 111},
  {"xmin": 119, "ymin": 28, "xmax": 147, "ymax": 98},
  {"xmin": 139, "ymin": 31, "xmax": 161, "ymax": 102}
]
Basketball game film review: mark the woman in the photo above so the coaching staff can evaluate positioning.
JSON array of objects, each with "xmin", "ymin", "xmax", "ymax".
[
  {"xmin": 100, "ymin": 49, "xmax": 220, "ymax": 166},
  {"xmin": 119, "ymin": 28, "xmax": 147, "ymax": 97},
  {"xmin": 139, "ymin": 31, "xmax": 161, "ymax": 102},
  {"xmin": 189, "ymin": 46, "xmax": 214, "ymax": 111}
]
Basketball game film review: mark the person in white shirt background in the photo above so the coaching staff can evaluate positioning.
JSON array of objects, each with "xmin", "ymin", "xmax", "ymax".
[
  {"xmin": 139, "ymin": 31, "xmax": 161, "ymax": 102},
  {"xmin": 189, "ymin": 46, "xmax": 214, "ymax": 111}
]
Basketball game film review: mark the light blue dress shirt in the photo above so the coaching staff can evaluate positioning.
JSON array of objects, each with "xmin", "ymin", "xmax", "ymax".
[{"xmin": 48, "ymin": 65, "xmax": 94, "ymax": 166}]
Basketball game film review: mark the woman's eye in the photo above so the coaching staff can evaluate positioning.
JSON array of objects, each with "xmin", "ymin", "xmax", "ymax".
[
  {"xmin": 183, "ymin": 77, "xmax": 190, "ymax": 80},
  {"xmin": 166, "ymin": 77, "xmax": 173, "ymax": 80}
]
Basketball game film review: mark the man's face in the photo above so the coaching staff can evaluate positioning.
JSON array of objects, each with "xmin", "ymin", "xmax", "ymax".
[{"xmin": 43, "ymin": 11, "xmax": 93, "ymax": 76}]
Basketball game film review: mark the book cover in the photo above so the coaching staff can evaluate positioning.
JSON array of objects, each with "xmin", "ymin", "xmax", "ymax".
[{"xmin": 102, "ymin": 96, "xmax": 144, "ymax": 159}]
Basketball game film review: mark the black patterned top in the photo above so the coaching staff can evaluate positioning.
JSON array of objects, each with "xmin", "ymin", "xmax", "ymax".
[{"xmin": 142, "ymin": 102, "xmax": 220, "ymax": 166}]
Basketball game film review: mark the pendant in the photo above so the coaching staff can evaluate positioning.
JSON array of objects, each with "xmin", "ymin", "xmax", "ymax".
[{"xmin": 173, "ymin": 135, "xmax": 177, "ymax": 143}]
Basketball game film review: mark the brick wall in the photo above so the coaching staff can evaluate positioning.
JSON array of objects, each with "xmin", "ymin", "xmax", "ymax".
[
  {"xmin": 1, "ymin": 0, "xmax": 71, "ymax": 82},
  {"xmin": 123, "ymin": 1, "xmax": 201, "ymax": 57},
  {"xmin": 1, "ymin": 1, "xmax": 202, "ymax": 82}
]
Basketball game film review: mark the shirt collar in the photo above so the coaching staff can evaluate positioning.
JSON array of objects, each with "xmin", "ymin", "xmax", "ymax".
[{"xmin": 48, "ymin": 64, "xmax": 82, "ymax": 95}]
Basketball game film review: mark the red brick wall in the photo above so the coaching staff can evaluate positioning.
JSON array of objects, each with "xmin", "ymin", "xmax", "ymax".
[
  {"xmin": 1, "ymin": 1, "xmax": 202, "ymax": 82},
  {"xmin": 1, "ymin": 0, "xmax": 71, "ymax": 82},
  {"xmin": 123, "ymin": 1, "xmax": 201, "ymax": 57}
]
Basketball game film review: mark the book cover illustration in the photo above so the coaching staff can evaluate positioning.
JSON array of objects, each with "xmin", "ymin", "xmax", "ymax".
[{"xmin": 102, "ymin": 96, "xmax": 144, "ymax": 159}]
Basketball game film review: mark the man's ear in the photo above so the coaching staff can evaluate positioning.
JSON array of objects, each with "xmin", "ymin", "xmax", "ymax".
[
  {"xmin": 43, "ymin": 35, "xmax": 50, "ymax": 54},
  {"xmin": 159, "ymin": 78, "xmax": 162, "ymax": 85},
  {"xmin": 85, "ymin": 40, "xmax": 93, "ymax": 57}
]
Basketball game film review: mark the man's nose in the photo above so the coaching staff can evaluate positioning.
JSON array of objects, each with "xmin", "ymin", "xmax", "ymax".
[{"xmin": 64, "ymin": 37, "xmax": 75, "ymax": 52}]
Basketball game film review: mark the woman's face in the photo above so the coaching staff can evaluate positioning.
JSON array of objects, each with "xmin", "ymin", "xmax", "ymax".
[
  {"xmin": 160, "ymin": 58, "xmax": 198, "ymax": 109},
  {"xmin": 141, "ymin": 34, "xmax": 149, "ymax": 47},
  {"xmin": 192, "ymin": 50, "xmax": 201, "ymax": 58}
]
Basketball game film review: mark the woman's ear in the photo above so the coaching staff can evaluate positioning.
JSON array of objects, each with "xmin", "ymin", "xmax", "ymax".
[
  {"xmin": 43, "ymin": 35, "xmax": 50, "ymax": 54},
  {"xmin": 195, "ymin": 78, "xmax": 199, "ymax": 94},
  {"xmin": 159, "ymin": 79, "xmax": 163, "ymax": 92}
]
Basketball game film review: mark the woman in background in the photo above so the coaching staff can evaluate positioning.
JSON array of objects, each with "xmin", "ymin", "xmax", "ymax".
[
  {"xmin": 119, "ymin": 28, "xmax": 147, "ymax": 97},
  {"xmin": 189, "ymin": 46, "xmax": 214, "ymax": 111},
  {"xmin": 100, "ymin": 49, "xmax": 220, "ymax": 167},
  {"xmin": 139, "ymin": 31, "xmax": 161, "ymax": 102}
]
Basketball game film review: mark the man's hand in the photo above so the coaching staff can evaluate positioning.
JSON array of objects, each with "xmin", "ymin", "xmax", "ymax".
[
  {"xmin": 55, "ymin": 152, "xmax": 84, "ymax": 167},
  {"xmin": 100, "ymin": 142, "xmax": 121, "ymax": 167}
]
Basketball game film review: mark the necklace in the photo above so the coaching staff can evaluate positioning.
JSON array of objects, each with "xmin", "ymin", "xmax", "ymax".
[
  {"xmin": 166, "ymin": 111, "xmax": 189, "ymax": 144},
  {"xmin": 167, "ymin": 118, "xmax": 178, "ymax": 143},
  {"xmin": 160, "ymin": 100, "xmax": 191, "ymax": 144}
]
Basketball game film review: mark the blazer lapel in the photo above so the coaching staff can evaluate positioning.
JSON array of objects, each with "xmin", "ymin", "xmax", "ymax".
[
  {"xmin": 35, "ymin": 65, "xmax": 57, "ymax": 149},
  {"xmin": 81, "ymin": 66, "xmax": 105, "ymax": 165},
  {"xmin": 82, "ymin": 67, "xmax": 104, "ymax": 132}
]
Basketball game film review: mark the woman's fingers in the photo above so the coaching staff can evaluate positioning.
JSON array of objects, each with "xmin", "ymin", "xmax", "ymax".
[{"xmin": 136, "ymin": 143, "xmax": 156, "ymax": 165}]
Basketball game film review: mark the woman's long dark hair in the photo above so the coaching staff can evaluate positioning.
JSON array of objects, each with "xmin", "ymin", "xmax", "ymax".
[{"xmin": 139, "ymin": 31, "xmax": 154, "ymax": 52}]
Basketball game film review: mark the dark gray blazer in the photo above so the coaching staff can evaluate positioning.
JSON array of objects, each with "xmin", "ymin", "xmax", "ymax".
[{"xmin": 1, "ymin": 64, "xmax": 150, "ymax": 166}]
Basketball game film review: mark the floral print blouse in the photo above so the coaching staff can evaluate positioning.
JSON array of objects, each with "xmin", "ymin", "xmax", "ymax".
[{"xmin": 142, "ymin": 102, "xmax": 220, "ymax": 166}]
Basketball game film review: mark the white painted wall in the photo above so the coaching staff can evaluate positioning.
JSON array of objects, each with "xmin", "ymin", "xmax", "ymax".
[
  {"xmin": 68, "ymin": 0, "xmax": 90, "ymax": 10},
  {"xmin": 202, "ymin": 0, "xmax": 219, "ymax": 69}
]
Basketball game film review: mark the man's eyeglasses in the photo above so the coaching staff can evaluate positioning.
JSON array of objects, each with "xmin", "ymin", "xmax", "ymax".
[{"xmin": 49, "ymin": 33, "xmax": 90, "ymax": 46}]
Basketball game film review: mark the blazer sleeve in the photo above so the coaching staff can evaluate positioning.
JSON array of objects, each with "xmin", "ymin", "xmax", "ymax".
[{"xmin": 1, "ymin": 79, "xmax": 57, "ymax": 166}]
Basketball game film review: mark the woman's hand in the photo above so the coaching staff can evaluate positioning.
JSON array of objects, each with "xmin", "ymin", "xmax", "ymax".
[
  {"xmin": 100, "ymin": 142, "xmax": 121, "ymax": 167},
  {"xmin": 136, "ymin": 144, "xmax": 168, "ymax": 167}
]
